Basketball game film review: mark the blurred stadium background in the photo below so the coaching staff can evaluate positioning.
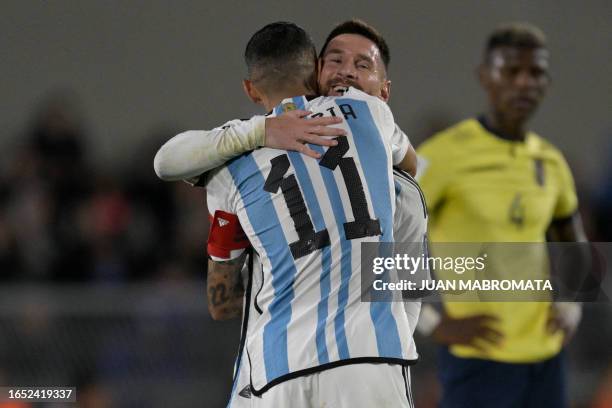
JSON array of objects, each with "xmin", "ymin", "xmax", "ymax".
[{"xmin": 1, "ymin": 1, "xmax": 611, "ymax": 407}]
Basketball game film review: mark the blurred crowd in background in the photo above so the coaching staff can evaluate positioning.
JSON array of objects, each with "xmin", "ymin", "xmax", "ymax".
[
  {"xmin": 0, "ymin": 91, "xmax": 210, "ymax": 285},
  {"xmin": 0, "ymin": 90, "xmax": 611, "ymax": 407}
]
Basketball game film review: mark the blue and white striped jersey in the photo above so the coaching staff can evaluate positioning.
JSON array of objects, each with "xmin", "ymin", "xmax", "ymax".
[{"xmin": 206, "ymin": 88, "xmax": 417, "ymax": 394}]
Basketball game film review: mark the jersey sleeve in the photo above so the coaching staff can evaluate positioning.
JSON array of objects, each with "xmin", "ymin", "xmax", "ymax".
[
  {"xmin": 553, "ymin": 153, "xmax": 579, "ymax": 219},
  {"xmin": 371, "ymin": 99, "xmax": 410, "ymax": 165},
  {"xmin": 205, "ymin": 168, "xmax": 251, "ymax": 261},
  {"xmin": 390, "ymin": 123, "xmax": 412, "ymax": 166},
  {"xmin": 153, "ymin": 116, "xmax": 266, "ymax": 182}
]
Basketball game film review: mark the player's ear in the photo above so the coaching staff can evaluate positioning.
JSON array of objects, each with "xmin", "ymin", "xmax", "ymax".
[
  {"xmin": 242, "ymin": 79, "xmax": 263, "ymax": 105},
  {"xmin": 380, "ymin": 79, "xmax": 391, "ymax": 102}
]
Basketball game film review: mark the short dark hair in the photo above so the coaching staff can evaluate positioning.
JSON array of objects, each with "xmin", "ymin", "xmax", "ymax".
[
  {"xmin": 244, "ymin": 22, "xmax": 317, "ymax": 92},
  {"xmin": 485, "ymin": 22, "xmax": 547, "ymax": 59},
  {"xmin": 319, "ymin": 19, "xmax": 390, "ymax": 71}
]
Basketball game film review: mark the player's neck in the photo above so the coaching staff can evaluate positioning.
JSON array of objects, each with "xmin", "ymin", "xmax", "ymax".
[
  {"xmin": 263, "ymin": 86, "xmax": 313, "ymax": 111},
  {"xmin": 483, "ymin": 111, "xmax": 527, "ymax": 141}
]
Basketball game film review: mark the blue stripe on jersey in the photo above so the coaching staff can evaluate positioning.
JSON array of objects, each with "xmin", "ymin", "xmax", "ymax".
[
  {"xmin": 226, "ymin": 155, "xmax": 294, "ymax": 382},
  {"xmin": 337, "ymin": 99, "xmax": 393, "ymax": 241},
  {"xmin": 288, "ymin": 96, "xmax": 332, "ymax": 365},
  {"xmin": 337, "ymin": 98, "xmax": 403, "ymax": 358},
  {"xmin": 310, "ymin": 143, "xmax": 351, "ymax": 361},
  {"xmin": 284, "ymin": 150, "xmax": 331, "ymax": 365}
]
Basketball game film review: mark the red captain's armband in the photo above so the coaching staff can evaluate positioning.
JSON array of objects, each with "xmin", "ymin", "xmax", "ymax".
[{"xmin": 207, "ymin": 210, "xmax": 250, "ymax": 259}]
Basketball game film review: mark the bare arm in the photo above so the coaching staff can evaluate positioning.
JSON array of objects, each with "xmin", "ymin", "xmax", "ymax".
[
  {"xmin": 206, "ymin": 254, "xmax": 246, "ymax": 321},
  {"xmin": 396, "ymin": 144, "xmax": 417, "ymax": 177},
  {"xmin": 426, "ymin": 215, "xmax": 588, "ymax": 346},
  {"xmin": 546, "ymin": 213, "xmax": 587, "ymax": 242},
  {"xmin": 416, "ymin": 305, "xmax": 503, "ymax": 351},
  {"xmin": 386, "ymin": 118, "xmax": 417, "ymax": 177},
  {"xmin": 545, "ymin": 212, "xmax": 587, "ymax": 344}
]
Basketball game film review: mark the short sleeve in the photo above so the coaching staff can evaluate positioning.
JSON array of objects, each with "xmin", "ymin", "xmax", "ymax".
[
  {"xmin": 553, "ymin": 153, "xmax": 578, "ymax": 219},
  {"xmin": 372, "ymin": 99, "xmax": 410, "ymax": 165},
  {"xmin": 390, "ymin": 124, "xmax": 412, "ymax": 166},
  {"xmin": 205, "ymin": 167, "xmax": 251, "ymax": 261}
]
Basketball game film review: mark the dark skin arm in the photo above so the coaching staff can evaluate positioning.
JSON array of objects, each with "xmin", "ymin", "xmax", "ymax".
[
  {"xmin": 431, "ymin": 214, "xmax": 587, "ymax": 348},
  {"xmin": 546, "ymin": 213, "xmax": 587, "ymax": 344},
  {"xmin": 206, "ymin": 253, "xmax": 246, "ymax": 321},
  {"xmin": 546, "ymin": 213, "xmax": 587, "ymax": 243},
  {"xmin": 398, "ymin": 144, "xmax": 418, "ymax": 177}
]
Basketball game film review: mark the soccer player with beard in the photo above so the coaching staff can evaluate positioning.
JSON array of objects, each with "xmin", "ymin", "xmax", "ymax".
[
  {"xmin": 155, "ymin": 20, "xmax": 427, "ymax": 407},
  {"xmin": 201, "ymin": 21, "xmax": 418, "ymax": 407},
  {"xmin": 153, "ymin": 20, "xmax": 417, "ymax": 182}
]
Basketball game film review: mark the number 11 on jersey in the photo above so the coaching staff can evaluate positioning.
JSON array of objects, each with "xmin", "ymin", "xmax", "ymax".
[{"xmin": 264, "ymin": 136, "xmax": 381, "ymax": 260}]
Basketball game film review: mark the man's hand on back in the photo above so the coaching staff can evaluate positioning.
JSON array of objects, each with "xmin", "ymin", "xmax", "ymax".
[{"xmin": 265, "ymin": 110, "xmax": 346, "ymax": 159}]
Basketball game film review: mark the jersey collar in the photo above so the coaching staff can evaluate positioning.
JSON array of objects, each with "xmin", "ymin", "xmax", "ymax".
[{"xmin": 477, "ymin": 115, "xmax": 526, "ymax": 143}]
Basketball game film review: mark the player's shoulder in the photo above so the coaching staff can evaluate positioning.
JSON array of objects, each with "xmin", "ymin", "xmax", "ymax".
[
  {"xmin": 417, "ymin": 118, "xmax": 478, "ymax": 155},
  {"xmin": 310, "ymin": 87, "xmax": 387, "ymax": 109},
  {"xmin": 528, "ymin": 132, "xmax": 567, "ymax": 161}
]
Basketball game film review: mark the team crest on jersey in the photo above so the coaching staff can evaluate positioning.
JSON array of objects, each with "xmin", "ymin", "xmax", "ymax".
[
  {"xmin": 509, "ymin": 193, "xmax": 525, "ymax": 227},
  {"xmin": 218, "ymin": 218, "xmax": 229, "ymax": 227},
  {"xmin": 282, "ymin": 102, "xmax": 297, "ymax": 112},
  {"xmin": 534, "ymin": 159, "xmax": 546, "ymax": 186}
]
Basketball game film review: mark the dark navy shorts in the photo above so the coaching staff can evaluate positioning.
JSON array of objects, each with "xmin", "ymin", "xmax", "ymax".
[{"xmin": 438, "ymin": 347, "xmax": 567, "ymax": 408}]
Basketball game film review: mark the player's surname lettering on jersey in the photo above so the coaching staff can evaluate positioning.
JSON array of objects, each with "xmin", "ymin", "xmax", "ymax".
[{"xmin": 310, "ymin": 103, "xmax": 358, "ymax": 120}]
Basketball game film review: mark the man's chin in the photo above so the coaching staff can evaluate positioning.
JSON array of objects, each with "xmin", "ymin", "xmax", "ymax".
[{"xmin": 509, "ymin": 108, "xmax": 537, "ymax": 124}]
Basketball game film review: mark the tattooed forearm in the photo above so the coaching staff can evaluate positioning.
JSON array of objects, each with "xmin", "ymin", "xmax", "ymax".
[
  {"xmin": 207, "ymin": 254, "xmax": 246, "ymax": 320},
  {"xmin": 209, "ymin": 282, "xmax": 231, "ymax": 306}
]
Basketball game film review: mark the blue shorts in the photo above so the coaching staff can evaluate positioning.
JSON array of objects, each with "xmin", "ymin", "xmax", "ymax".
[{"xmin": 438, "ymin": 348, "xmax": 567, "ymax": 408}]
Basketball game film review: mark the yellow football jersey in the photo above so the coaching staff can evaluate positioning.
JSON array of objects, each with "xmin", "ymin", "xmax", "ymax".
[{"xmin": 417, "ymin": 118, "xmax": 578, "ymax": 363}]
